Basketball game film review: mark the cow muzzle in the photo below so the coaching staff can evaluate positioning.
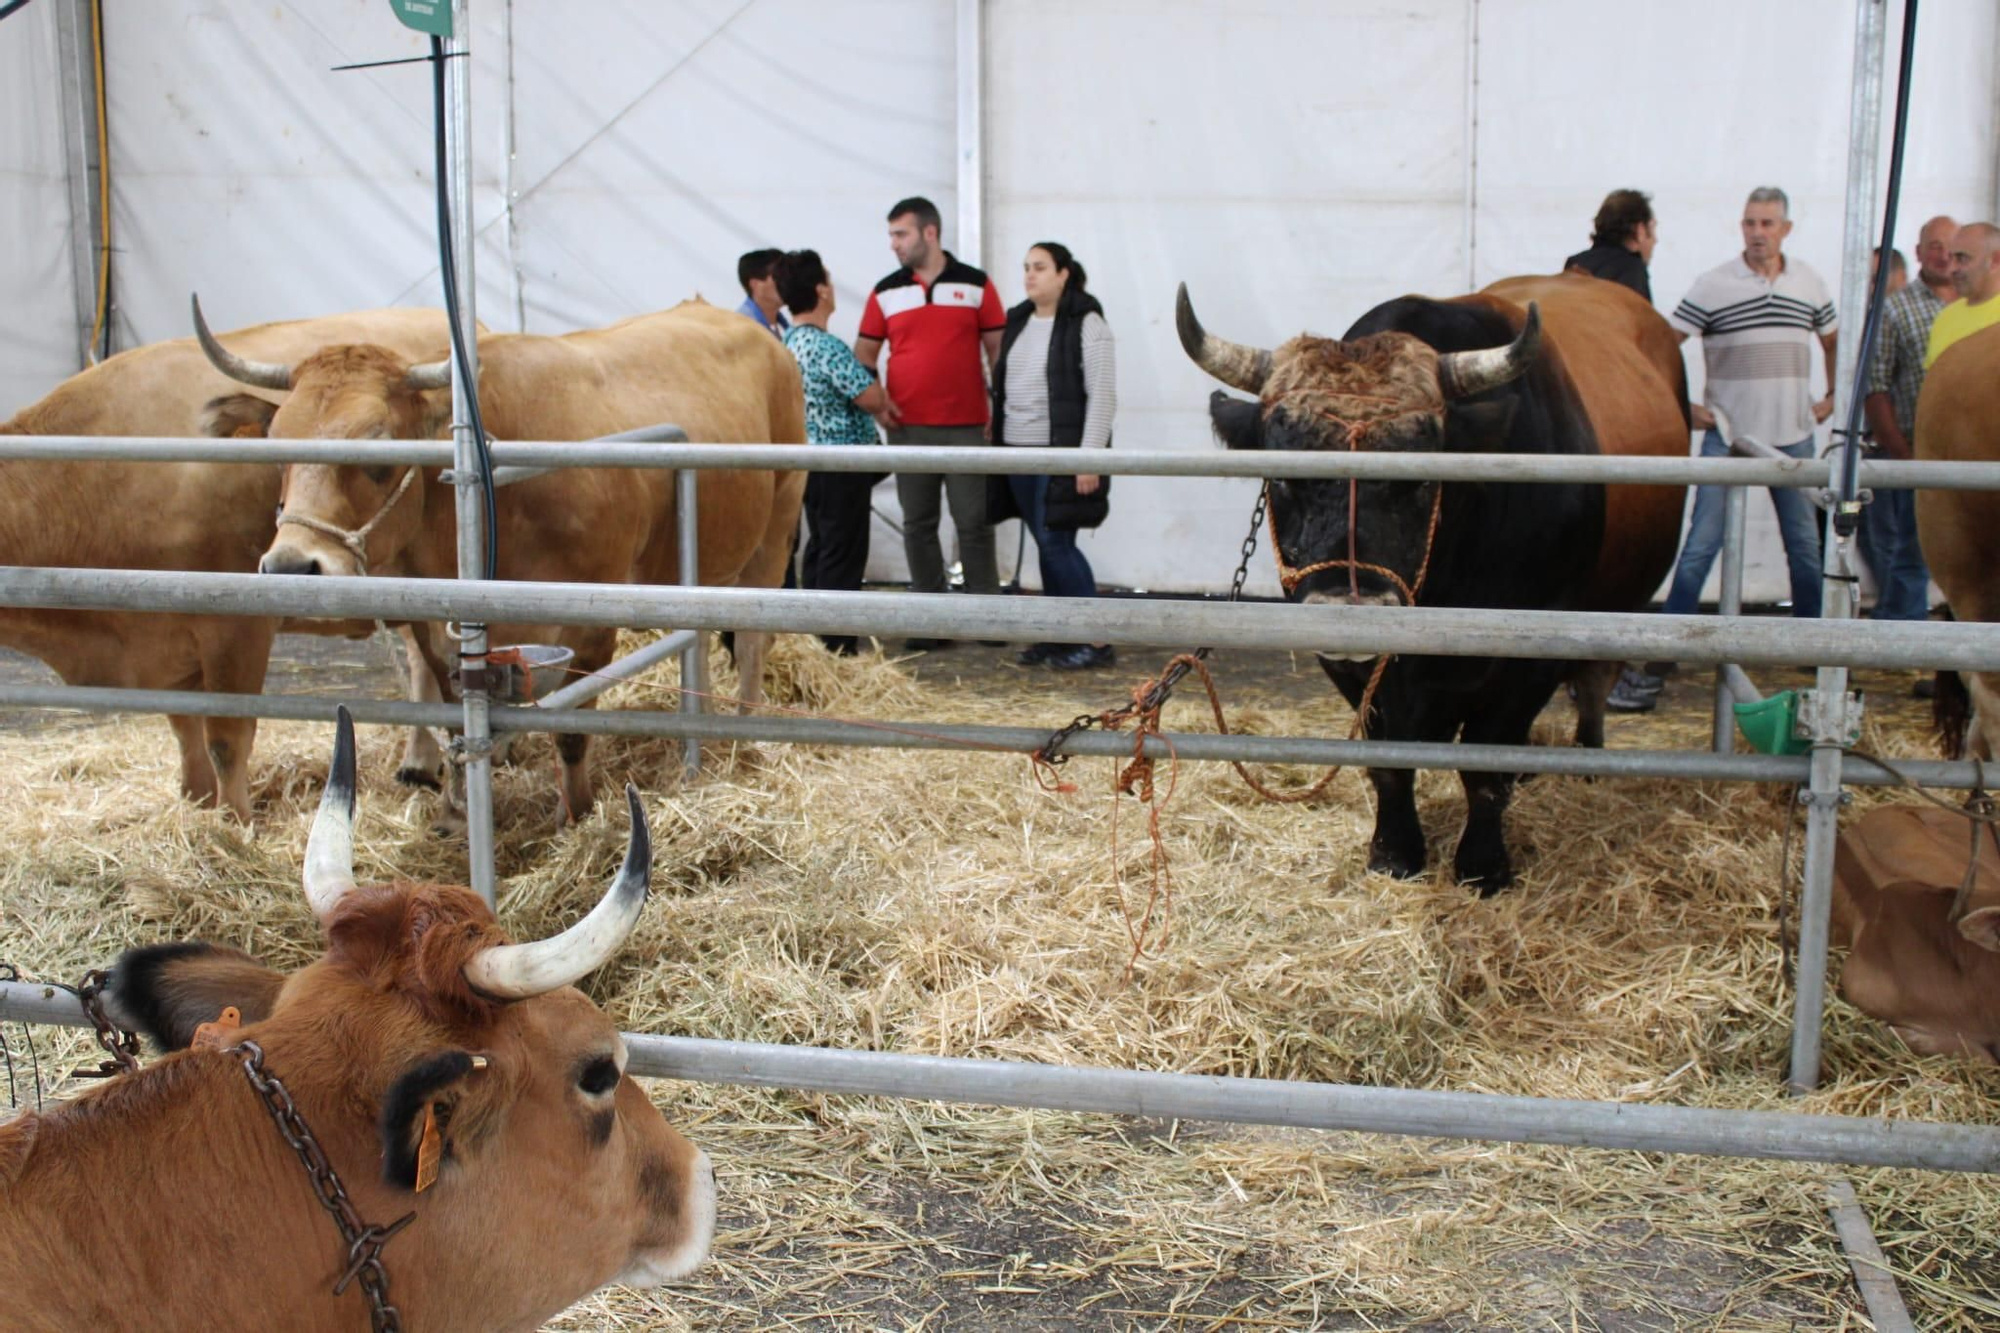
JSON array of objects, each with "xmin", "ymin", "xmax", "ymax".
[
  {"xmin": 260, "ymin": 538, "xmax": 361, "ymax": 579},
  {"xmin": 615, "ymin": 1148, "xmax": 717, "ymax": 1286},
  {"xmin": 1303, "ymin": 587, "xmax": 1400, "ymax": 661}
]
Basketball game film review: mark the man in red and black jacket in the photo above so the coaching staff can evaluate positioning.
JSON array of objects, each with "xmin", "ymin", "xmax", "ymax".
[{"xmin": 856, "ymin": 196, "xmax": 1006, "ymax": 650}]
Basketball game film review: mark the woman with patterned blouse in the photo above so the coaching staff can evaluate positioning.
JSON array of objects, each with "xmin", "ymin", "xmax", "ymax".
[{"xmin": 776, "ymin": 249, "xmax": 894, "ymax": 656}]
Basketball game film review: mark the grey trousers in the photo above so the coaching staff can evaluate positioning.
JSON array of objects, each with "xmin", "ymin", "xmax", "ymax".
[{"xmin": 890, "ymin": 424, "xmax": 999, "ymax": 596}]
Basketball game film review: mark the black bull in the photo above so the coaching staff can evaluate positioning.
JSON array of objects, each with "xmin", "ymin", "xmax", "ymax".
[{"xmin": 1179, "ymin": 285, "xmax": 1605, "ymax": 893}]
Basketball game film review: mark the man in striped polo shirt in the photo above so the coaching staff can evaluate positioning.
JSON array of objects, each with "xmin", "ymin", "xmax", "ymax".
[{"xmin": 1662, "ymin": 187, "xmax": 1836, "ymax": 621}]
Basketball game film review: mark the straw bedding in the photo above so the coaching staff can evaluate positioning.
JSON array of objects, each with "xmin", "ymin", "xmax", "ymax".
[{"xmin": 2, "ymin": 631, "xmax": 1996, "ymax": 1330}]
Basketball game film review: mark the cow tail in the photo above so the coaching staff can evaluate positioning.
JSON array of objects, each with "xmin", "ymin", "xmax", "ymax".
[{"xmin": 1935, "ymin": 668, "xmax": 1971, "ymax": 760}]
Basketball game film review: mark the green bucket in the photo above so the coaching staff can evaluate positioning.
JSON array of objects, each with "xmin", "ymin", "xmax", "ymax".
[{"xmin": 1734, "ymin": 689, "xmax": 1811, "ymax": 756}]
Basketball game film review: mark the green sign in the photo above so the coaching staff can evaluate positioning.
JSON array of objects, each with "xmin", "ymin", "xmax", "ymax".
[{"xmin": 387, "ymin": 0, "xmax": 451, "ymax": 38}]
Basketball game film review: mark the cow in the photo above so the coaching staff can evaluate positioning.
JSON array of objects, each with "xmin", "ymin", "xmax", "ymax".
[
  {"xmin": 0, "ymin": 708, "xmax": 716, "ymax": 1331},
  {"xmin": 0, "ymin": 309, "xmax": 466, "ymax": 819},
  {"xmin": 194, "ymin": 296, "xmax": 808, "ymax": 824},
  {"xmin": 1177, "ymin": 275, "xmax": 1685, "ymax": 892},
  {"xmin": 1914, "ymin": 322, "xmax": 2000, "ymax": 759},
  {"xmin": 1831, "ymin": 801, "xmax": 2000, "ymax": 1061}
]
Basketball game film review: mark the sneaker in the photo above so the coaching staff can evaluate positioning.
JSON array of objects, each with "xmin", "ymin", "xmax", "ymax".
[
  {"xmin": 1050, "ymin": 644, "xmax": 1116, "ymax": 671},
  {"xmin": 904, "ymin": 637, "xmax": 955, "ymax": 652},
  {"xmin": 1623, "ymin": 668, "xmax": 1666, "ymax": 694},
  {"xmin": 1017, "ymin": 643, "xmax": 1058, "ymax": 666},
  {"xmin": 1607, "ymin": 674, "xmax": 1659, "ymax": 713}
]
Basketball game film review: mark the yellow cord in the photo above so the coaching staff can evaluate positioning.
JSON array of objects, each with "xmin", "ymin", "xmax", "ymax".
[{"xmin": 84, "ymin": 0, "xmax": 110, "ymax": 363}]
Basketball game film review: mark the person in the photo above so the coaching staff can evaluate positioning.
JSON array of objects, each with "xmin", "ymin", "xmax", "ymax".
[
  {"xmin": 1874, "ymin": 245, "xmax": 1909, "ymax": 296},
  {"xmin": 1612, "ymin": 187, "xmax": 1837, "ymax": 712},
  {"xmin": 1924, "ymin": 222, "xmax": 2000, "ymax": 368},
  {"xmin": 988, "ymin": 242, "xmax": 1117, "ymax": 670},
  {"xmin": 1860, "ymin": 216, "xmax": 1956, "ymax": 639},
  {"xmin": 1563, "ymin": 189, "xmax": 1657, "ymax": 302},
  {"xmin": 774, "ymin": 249, "xmax": 893, "ymax": 656},
  {"xmin": 734, "ymin": 248, "xmax": 790, "ymax": 338},
  {"xmin": 855, "ymin": 196, "xmax": 1007, "ymax": 650}
]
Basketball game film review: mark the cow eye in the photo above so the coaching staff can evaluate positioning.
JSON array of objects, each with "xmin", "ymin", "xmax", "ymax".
[{"xmin": 578, "ymin": 1056, "xmax": 620, "ymax": 1097}]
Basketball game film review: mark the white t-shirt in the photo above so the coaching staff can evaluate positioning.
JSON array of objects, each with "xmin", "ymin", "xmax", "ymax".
[{"xmin": 1669, "ymin": 255, "xmax": 1836, "ymax": 447}]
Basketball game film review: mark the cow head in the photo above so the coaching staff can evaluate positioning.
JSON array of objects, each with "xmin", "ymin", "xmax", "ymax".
[
  {"xmin": 1177, "ymin": 285, "xmax": 1538, "ymax": 635},
  {"xmin": 105, "ymin": 707, "xmax": 715, "ymax": 1324},
  {"xmin": 193, "ymin": 295, "xmax": 454, "ymax": 577}
]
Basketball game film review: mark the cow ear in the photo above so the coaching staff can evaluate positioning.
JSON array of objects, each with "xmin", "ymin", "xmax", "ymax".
[
  {"xmin": 1444, "ymin": 398, "xmax": 1518, "ymax": 447},
  {"xmin": 1208, "ymin": 390, "xmax": 1264, "ymax": 451},
  {"xmin": 379, "ymin": 1050, "xmax": 490, "ymax": 1191},
  {"xmin": 104, "ymin": 942, "xmax": 285, "ymax": 1051},
  {"xmin": 198, "ymin": 394, "xmax": 279, "ymax": 439},
  {"xmin": 1957, "ymin": 905, "xmax": 2000, "ymax": 953},
  {"xmin": 1440, "ymin": 394, "xmax": 1512, "ymax": 446}
]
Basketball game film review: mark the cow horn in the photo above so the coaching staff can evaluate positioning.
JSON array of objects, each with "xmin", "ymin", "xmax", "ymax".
[
  {"xmin": 1437, "ymin": 302, "xmax": 1542, "ymax": 400},
  {"xmin": 192, "ymin": 295, "xmax": 294, "ymax": 391},
  {"xmin": 1176, "ymin": 283, "xmax": 1272, "ymax": 395},
  {"xmin": 303, "ymin": 706, "xmax": 360, "ymax": 920},
  {"xmin": 404, "ymin": 357, "xmax": 454, "ymax": 392},
  {"xmin": 462, "ymin": 786, "xmax": 651, "ymax": 1000}
]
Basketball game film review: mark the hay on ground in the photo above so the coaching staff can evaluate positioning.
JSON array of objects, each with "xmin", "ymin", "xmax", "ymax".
[{"xmin": 2, "ymin": 633, "xmax": 1995, "ymax": 1330}]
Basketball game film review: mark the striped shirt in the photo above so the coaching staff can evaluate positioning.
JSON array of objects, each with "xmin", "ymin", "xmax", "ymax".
[
  {"xmin": 1864, "ymin": 280, "xmax": 1946, "ymax": 434},
  {"xmin": 1670, "ymin": 256, "xmax": 1836, "ymax": 447},
  {"xmin": 999, "ymin": 312, "xmax": 1116, "ymax": 449}
]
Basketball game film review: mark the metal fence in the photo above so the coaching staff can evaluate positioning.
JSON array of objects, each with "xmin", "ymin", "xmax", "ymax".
[{"xmin": 5, "ymin": 432, "xmax": 2000, "ymax": 1127}]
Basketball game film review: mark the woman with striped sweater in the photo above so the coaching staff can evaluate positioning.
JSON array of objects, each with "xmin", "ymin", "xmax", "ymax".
[{"xmin": 989, "ymin": 242, "xmax": 1117, "ymax": 670}]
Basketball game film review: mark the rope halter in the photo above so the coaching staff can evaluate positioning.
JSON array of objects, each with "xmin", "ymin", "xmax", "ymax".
[
  {"xmin": 1258, "ymin": 390, "xmax": 1446, "ymax": 607},
  {"xmin": 274, "ymin": 466, "xmax": 421, "ymax": 576}
]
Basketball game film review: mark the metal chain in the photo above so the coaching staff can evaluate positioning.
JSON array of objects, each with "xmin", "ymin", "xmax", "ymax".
[
  {"xmin": 1037, "ymin": 487, "xmax": 1269, "ymax": 767},
  {"xmin": 234, "ymin": 1039, "xmax": 414, "ymax": 1333},
  {"xmin": 73, "ymin": 969, "xmax": 141, "ymax": 1079}
]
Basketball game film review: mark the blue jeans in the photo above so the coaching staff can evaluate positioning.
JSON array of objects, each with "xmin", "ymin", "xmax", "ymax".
[
  {"xmin": 1857, "ymin": 485, "xmax": 1931, "ymax": 621},
  {"xmin": 1663, "ymin": 430, "xmax": 1822, "ymax": 618},
  {"xmin": 1008, "ymin": 473, "xmax": 1098, "ymax": 601}
]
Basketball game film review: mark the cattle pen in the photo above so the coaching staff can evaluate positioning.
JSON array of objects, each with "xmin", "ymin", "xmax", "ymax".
[
  {"xmin": 9, "ymin": 0, "xmax": 2000, "ymax": 1326},
  {"xmin": 7, "ymin": 430, "xmax": 2000, "ymax": 1327}
]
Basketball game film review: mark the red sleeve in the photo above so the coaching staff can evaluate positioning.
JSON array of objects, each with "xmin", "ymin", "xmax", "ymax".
[
  {"xmin": 858, "ymin": 291, "xmax": 887, "ymax": 341},
  {"xmin": 979, "ymin": 280, "xmax": 1005, "ymax": 330}
]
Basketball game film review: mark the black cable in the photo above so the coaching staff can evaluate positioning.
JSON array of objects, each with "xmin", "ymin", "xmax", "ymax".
[
  {"xmin": 1831, "ymin": 0, "xmax": 1921, "ymax": 540},
  {"xmin": 0, "ymin": 0, "xmax": 38, "ymax": 23},
  {"xmin": 428, "ymin": 35, "xmax": 498, "ymax": 582}
]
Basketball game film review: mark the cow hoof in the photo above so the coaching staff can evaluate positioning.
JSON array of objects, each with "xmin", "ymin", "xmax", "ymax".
[
  {"xmin": 1366, "ymin": 846, "xmax": 1427, "ymax": 880},
  {"xmin": 1458, "ymin": 860, "xmax": 1516, "ymax": 896},
  {"xmin": 397, "ymin": 765, "xmax": 443, "ymax": 792},
  {"xmin": 428, "ymin": 808, "xmax": 468, "ymax": 839}
]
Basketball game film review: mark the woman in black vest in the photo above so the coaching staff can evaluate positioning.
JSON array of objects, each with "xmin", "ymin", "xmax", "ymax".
[{"xmin": 989, "ymin": 242, "xmax": 1116, "ymax": 670}]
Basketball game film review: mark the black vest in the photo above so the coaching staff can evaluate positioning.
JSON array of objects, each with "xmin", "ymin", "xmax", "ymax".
[{"xmin": 991, "ymin": 288, "xmax": 1105, "ymax": 448}]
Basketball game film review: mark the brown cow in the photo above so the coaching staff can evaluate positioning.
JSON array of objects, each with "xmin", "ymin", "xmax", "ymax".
[
  {"xmin": 1483, "ymin": 274, "xmax": 1691, "ymax": 745},
  {"xmin": 1178, "ymin": 276, "xmax": 1685, "ymax": 889},
  {"xmin": 0, "ymin": 708, "xmax": 715, "ymax": 1331},
  {"xmin": 1832, "ymin": 802, "xmax": 2000, "ymax": 1061},
  {"xmin": 196, "ymin": 297, "xmax": 808, "ymax": 822},
  {"xmin": 1, "ymin": 309, "xmax": 464, "ymax": 818},
  {"xmin": 1914, "ymin": 321, "xmax": 2000, "ymax": 758}
]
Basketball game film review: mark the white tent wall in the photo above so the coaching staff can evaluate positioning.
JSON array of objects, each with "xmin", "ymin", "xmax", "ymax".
[
  {"xmin": 0, "ymin": 3, "xmax": 83, "ymax": 415},
  {"xmin": 1471, "ymin": 0, "xmax": 1998, "ymax": 608},
  {"xmin": 985, "ymin": 0, "xmax": 1474, "ymax": 595},
  {"xmin": 2, "ymin": 1, "xmax": 1993, "ymax": 603}
]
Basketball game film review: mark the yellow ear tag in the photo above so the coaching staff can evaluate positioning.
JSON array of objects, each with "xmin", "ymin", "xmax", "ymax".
[
  {"xmin": 415, "ymin": 1102, "xmax": 443, "ymax": 1193},
  {"xmin": 190, "ymin": 1005, "xmax": 242, "ymax": 1052}
]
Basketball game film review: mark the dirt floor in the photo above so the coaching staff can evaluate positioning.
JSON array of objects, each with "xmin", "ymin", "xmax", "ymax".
[{"xmin": 0, "ymin": 621, "xmax": 1978, "ymax": 1331}]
